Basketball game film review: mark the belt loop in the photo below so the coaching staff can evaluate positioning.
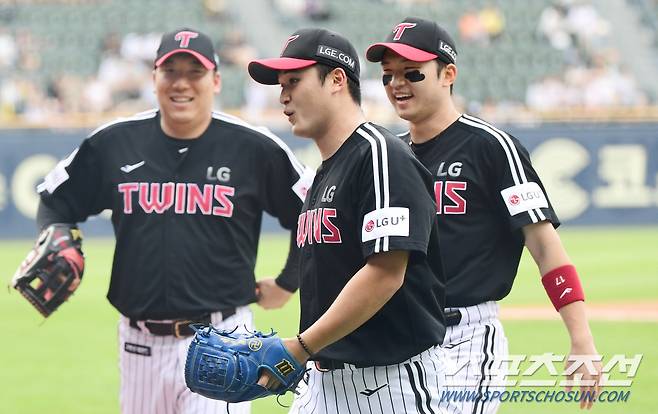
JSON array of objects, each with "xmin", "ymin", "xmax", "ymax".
[
  {"xmin": 314, "ymin": 361, "xmax": 330, "ymax": 372},
  {"xmin": 135, "ymin": 320, "xmax": 148, "ymax": 333}
]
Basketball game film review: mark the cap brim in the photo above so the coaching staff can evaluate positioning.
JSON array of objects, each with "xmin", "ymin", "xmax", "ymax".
[
  {"xmin": 155, "ymin": 49, "xmax": 216, "ymax": 70},
  {"xmin": 248, "ymin": 58, "xmax": 317, "ymax": 85},
  {"xmin": 366, "ymin": 43, "xmax": 438, "ymax": 63}
]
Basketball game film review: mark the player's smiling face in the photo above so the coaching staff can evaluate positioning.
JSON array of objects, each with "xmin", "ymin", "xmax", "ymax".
[
  {"xmin": 153, "ymin": 53, "xmax": 220, "ymax": 137},
  {"xmin": 380, "ymin": 50, "xmax": 450, "ymax": 124},
  {"xmin": 278, "ymin": 66, "xmax": 332, "ymax": 139}
]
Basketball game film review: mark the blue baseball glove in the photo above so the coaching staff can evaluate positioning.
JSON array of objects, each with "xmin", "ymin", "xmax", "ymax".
[{"xmin": 185, "ymin": 325, "xmax": 306, "ymax": 403}]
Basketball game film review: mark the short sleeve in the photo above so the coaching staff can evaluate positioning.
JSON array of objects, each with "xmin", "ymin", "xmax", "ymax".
[
  {"xmin": 38, "ymin": 138, "xmax": 109, "ymax": 223},
  {"xmin": 487, "ymin": 132, "xmax": 560, "ymax": 231},
  {"xmin": 355, "ymin": 124, "xmax": 435, "ymax": 259}
]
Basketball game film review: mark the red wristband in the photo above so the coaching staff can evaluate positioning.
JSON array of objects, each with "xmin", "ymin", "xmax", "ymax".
[{"xmin": 541, "ymin": 264, "xmax": 585, "ymax": 311}]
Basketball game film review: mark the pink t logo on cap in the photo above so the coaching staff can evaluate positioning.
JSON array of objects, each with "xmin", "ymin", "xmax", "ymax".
[
  {"xmin": 281, "ymin": 35, "xmax": 300, "ymax": 54},
  {"xmin": 174, "ymin": 31, "xmax": 199, "ymax": 48},
  {"xmin": 392, "ymin": 23, "xmax": 417, "ymax": 41}
]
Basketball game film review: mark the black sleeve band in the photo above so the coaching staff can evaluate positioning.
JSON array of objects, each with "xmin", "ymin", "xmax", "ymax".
[{"xmin": 36, "ymin": 201, "xmax": 73, "ymax": 232}]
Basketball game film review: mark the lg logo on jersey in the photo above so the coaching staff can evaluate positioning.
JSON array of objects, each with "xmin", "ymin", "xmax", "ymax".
[
  {"xmin": 206, "ymin": 166, "xmax": 231, "ymax": 182},
  {"xmin": 117, "ymin": 182, "xmax": 234, "ymax": 217},
  {"xmin": 321, "ymin": 185, "xmax": 336, "ymax": 202},
  {"xmin": 437, "ymin": 161, "xmax": 462, "ymax": 177}
]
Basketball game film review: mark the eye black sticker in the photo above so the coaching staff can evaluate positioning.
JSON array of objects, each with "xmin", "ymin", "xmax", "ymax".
[
  {"xmin": 404, "ymin": 70, "xmax": 425, "ymax": 82},
  {"xmin": 382, "ymin": 71, "xmax": 425, "ymax": 86}
]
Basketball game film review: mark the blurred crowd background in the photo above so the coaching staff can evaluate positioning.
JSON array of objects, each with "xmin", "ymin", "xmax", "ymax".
[{"xmin": 1, "ymin": 0, "xmax": 657, "ymax": 128}]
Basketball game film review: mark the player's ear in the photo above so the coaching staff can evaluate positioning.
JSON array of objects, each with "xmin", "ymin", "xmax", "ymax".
[
  {"xmin": 442, "ymin": 63, "xmax": 457, "ymax": 87},
  {"xmin": 330, "ymin": 67, "xmax": 348, "ymax": 93},
  {"xmin": 213, "ymin": 70, "xmax": 222, "ymax": 94}
]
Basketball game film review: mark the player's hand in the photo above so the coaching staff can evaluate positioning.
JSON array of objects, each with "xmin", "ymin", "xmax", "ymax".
[
  {"xmin": 256, "ymin": 337, "xmax": 309, "ymax": 390},
  {"xmin": 255, "ymin": 278, "xmax": 293, "ymax": 309},
  {"xmin": 565, "ymin": 340, "xmax": 601, "ymax": 410}
]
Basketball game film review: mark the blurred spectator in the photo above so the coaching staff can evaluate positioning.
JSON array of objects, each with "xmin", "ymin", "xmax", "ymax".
[
  {"xmin": 526, "ymin": 75, "xmax": 570, "ymax": 111},
  {"xmin": 82, "ymin": 76, "xmax": 113, "ymax": 113},
  {"xmin": 273, "ymin": 0, "xmax": 306, "ymax": 17},
  {"xmin": 15, "ymin": 29, "xmax": 42, "ymax": 72},
  {"xmin": 96, "ymin": 32, "xmax": 152, "ymax": 110},
  {"xmin": 537, "ymin": 2, "xmax": 572, "ymax": 50},
  {"xmin": 0, "ymin": 76, "xmax": 52, "ymax": 121},
  {"xmin": 479, "ymin": 5, "xmax": 505, "ymax": 42},
  {"xmin": 203, "ymin": 0, "xmax": 228, "ymax": 19},
  {"xmin": 459, "ymin": 9, "xmax": 488, "ymax": 45},
  {"xmin": 305, "ymin": 0, "xmax": 331, "ymax": 21},
  {"xmin": 565, "ymin": 2, "xmax": 610, "ymax": 50},
  {"xmin": 526, "ymin": 55, "xmax": 646, "ymax": 111},
  {"xmin": 459, "ymin": 5, "xmax": 505, "ymax": 46},
  {"xmin": 120, "ymin": 32, "xmax": 160, "ymax": 62},
  {"xmin": 217, "ymin": 29, "xmax": 257, "ymax": 68},
  {"xmin": 0, "ymin": 28, "xmax": 18, "ymax": 70},
  {"xmin": 49, "ymin": 74, "xmax": 86, "ymax": 113}
]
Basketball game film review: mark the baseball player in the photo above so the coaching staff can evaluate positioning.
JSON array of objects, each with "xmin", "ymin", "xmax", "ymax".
[
  {"xmin": 367, "ymin": 17, "xmax": 602, "ymax": 412},
  {"xmin": 247, "ymin": 28, "xmax": 450, "ymax": 414},
  {"xmin": 30, "ymin": 28, "xmax": 312, "ymax": 414}
]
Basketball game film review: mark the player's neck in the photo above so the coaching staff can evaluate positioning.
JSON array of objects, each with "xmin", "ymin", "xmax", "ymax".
[
  {"xmin": 160, "ymin": 115, "xmax": 212, "ymax": 140},
  {"xmin": 409, "ymin": 107, "xmax": 461, "ymax": 145},
  {"xmin": 314, "ymin": 105, "xmax": 365, "ymax": 160}
]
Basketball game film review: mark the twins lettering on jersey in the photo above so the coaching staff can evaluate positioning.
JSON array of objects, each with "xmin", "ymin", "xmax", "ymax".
[
  {"xmin": 434, "ymin": 161, "xmax": 467, "ymax": 214},
  {"xmin": 296, "ymin": 208, "xmax": 341, "ymax": 247},
  {"xmin": 117, "ymin": 182, "xmax": 234, "ymax": 216}
]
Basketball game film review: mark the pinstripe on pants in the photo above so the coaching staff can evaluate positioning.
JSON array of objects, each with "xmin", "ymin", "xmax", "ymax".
[
  {"xmin": 118, "ymin": 306, "xmax": 254, "ymax": 414},
  {"xmin": 289, "ymin": 346, "xmax": 449, "ymax": 414},
  {"xmin": 440, "ymin": 301, "xmax": 509, "ymax": 414}
]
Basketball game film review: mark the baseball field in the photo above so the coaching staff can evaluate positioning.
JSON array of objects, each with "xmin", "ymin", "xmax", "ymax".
[{"xmin": 1, "ymin": 227, "xmax": 656, "ymax": 414}]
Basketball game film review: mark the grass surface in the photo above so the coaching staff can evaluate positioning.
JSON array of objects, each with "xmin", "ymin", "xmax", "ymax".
[{"xmin": 0, "ymin": 227, "xmax": 656, "ymax": 413}]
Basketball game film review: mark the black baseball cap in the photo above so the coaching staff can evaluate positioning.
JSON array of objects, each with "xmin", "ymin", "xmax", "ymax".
[
  {"xmin": 155, "ymin": 28, "xmax": 219, "ymax": 70},
  {"xmin": 366, "ymin": 17, "xmax": 457, "ymax": 65},
  {"xmin": 248, "ymin": 28, "xmax": 360, "ymax": 85}
]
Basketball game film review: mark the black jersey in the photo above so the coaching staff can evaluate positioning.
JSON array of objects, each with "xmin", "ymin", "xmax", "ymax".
[
  {"xmin": 401, "ymin": 114, "xmax": 559, "ymax": 307},
  {"xmin": 37, "ymin": 109, "xmax": 312, "ymax": 319},
  {"xmin": 297, "ymin": 122, "xmax": 446, "ymax": 366}
]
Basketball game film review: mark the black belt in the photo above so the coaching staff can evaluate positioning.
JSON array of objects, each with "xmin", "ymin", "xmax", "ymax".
[
  {"xmin": 314, "ymin": 359, "xmax": 370, "ymax": 371},
  {"xmin": 445, "ymin": 309, "xmax": 462, "ymax": 327},
  {"xmin": 129, "ymin": 307, "xmax": 236, "ymax": 338}
]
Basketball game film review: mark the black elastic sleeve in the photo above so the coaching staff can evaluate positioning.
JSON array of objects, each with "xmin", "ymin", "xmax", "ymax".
[
  {"xmin": 36, "ymin": 201, "xmax": 72, "ymax": 231},
  {"xmin": 274, "ymin": 231, "xmax": 301, "ymax": 293}
]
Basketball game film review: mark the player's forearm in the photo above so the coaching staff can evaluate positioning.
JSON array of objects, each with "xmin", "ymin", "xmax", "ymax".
[
  {"xmin": 300, "ymin": 250, "xmax": 408, "ymax": 354},
  {"xmin": 525, "ymin": 223, "xmax": 594, "ymax": 346},
  {"xmin": 523, "ymin": 221, "xmax": 571, "ymax": 274},
  {"xmin": 559, "ymin": 301, "xmax": 596, "ymax": 348}
]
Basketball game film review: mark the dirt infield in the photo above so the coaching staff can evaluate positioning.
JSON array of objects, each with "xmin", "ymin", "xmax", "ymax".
[{"xmin": 500, "ymin": 301, "xmax": 658, "ymax": 322}]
